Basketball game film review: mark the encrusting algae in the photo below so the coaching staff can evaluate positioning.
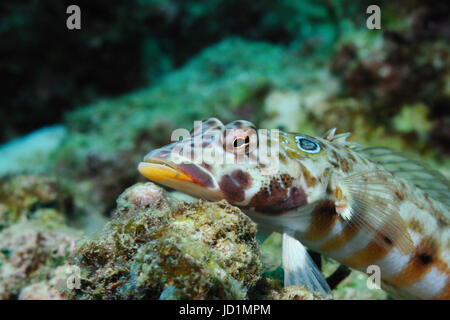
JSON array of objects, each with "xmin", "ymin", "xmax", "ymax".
[
  {"xmin": 0, "ymin": 207, "xmax": 80, "ymax": 299},
  {"xmin": 68, "ymin": 182, "xmax": 262, "ymax": 299},
  {"xmin": 0, "ymin": 174, "xmax": 73, "ymax": 230},
  {"xmin": 0, "ymin": 174, "xmax": 81, "ymax": 299}
]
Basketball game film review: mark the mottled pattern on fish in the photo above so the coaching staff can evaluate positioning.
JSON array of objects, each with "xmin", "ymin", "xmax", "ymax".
[{"xmin": 138, "ymin": 118, "xmax": 450, "ymax": 299}]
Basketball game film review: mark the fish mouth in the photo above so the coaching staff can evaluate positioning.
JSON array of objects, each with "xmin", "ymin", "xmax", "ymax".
[
  {"xmin": 138, "ymin": 158, "xmax": 194, "ymax": 184},
  {"xmin": 138, "ymin": 157, "xmax": 222, "ymax": 201}
]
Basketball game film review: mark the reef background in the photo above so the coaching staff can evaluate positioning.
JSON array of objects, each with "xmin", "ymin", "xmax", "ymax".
[{"xmin": 0, "ymin": 0, "xmax": 449, "ymax": 299}]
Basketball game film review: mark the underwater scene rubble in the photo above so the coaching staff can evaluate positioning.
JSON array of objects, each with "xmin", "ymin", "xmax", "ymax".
[{"xmin": 0, "ymin": 1, "xmax": 449, "ymax": 300}]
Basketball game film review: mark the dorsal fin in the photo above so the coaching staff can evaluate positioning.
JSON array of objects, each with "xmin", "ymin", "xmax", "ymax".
[
  {"xmin": 322, "ymin": 128, "xmax": 360, "ymax": 148},
  {"xmin": 356, "ymin": 146, "xmax": 450, "ymax": 208},
  {"xmin": 322, "ymin": 128, "xmax": 337, "ymax": 141}
]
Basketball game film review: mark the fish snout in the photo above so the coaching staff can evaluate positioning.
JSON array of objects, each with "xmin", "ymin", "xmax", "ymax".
[
  {"xmin": 138, "ymin": 144, "xmax": 223, "ymax": 201},
  {"xmin": 143, "ymin": 144, "xmax": 175, "ymax": 162}
]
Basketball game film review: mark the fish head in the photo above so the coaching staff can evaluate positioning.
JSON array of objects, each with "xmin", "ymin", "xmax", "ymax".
[{"xmin": 138, "ymin": 118, "xmax": 334, "ymax": 214}]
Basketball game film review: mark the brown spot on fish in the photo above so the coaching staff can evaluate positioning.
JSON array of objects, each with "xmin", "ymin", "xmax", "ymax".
[
  {"xmin": 330, "ymin": 161, "xmax": 339, "ymax": 169},
  {"xmin": 248, "ymin": 187, "xmax": 270, "ymax": 206},
  {"xmin": 299, "ymin": 163, "xmax": 317, "ymax": 187},
  {"xmin": 280, "ymin": 173, "xmax": 294, "ymax": 188},
  {"xmin": 270, "ymin": 178, "xmax": 283, "ymax": 193},
  {"xmin": 418, "ymin": 252, "xmax": 433, "ymax": 265},
  {"xmin": 437, "ymin": 216, "xmax": 448, "ymax": 229},
  {"xmin": 279, "ymin": 152, "xmax": 287, "ymax": 164},
  {"xmin": 408, "ymin": 219, "xmax": 424, "ymax": 234},
  {"xmin": 273, "ymin": 187, "xmax": 307, "ymax": 214},
  {"xmin": 383, "ymin": 236, "xmax": 393, "ymax": 245},
  {"xmin": 347, "ymin": 151, "xmax": 356, "ymax": 163},
  {"xmin": 305, "ymin": 201, "xmax": 338, "ymax": 241},
  {"xmin": 385, "ymin": 238, "xmax": 437, "ymax": 287},
  {"xmin": 231, "ymin": 169, "xmax": 251, "ymax": 189},
  {"xmin": 340, "ymin": 158, "xmax": 351, "ymax": 173},
  {"xmin": 331, "ymin": 150, "xmax": 340, "ymax": 162},
  {"xmin": 219, "ymin": 174, "xmax": 245, "ymax": 203},
  {"xmin": 249, "ymin": 182, "xmax": 307, "ymax": 215},
  {"xmin": 394, "ymin": 189, "xmax": 405, "ymax": 201},
  {"xmin": 249, "ymin": 178, "xmax": 286, "ymax": 209}
]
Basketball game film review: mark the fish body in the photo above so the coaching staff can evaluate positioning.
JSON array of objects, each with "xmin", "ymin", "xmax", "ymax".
[{"xmin": 138, "ymin": 118, "xmax": 450, "ymax": 299}]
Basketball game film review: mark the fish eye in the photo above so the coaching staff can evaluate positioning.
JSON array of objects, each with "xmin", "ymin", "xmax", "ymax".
[
  {"xmin": 295, "ymin": 136, "xmax": 321, "ymax": 154},
  {"xmin": 233, "ymin": 135, "xmax": 250, "ymax": 149}
]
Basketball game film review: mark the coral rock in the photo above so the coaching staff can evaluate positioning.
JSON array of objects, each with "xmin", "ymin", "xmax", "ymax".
[
  {"xmin": 68, "ymin": 182, "xmax": 262, "ymax": 299},
  {"xmin": 0, "ymin": 209, "xmax": 80, "ymax": 299},
  {"xmin": 0, "ymin": 174, "xmax": 73, "ymax": 230}
]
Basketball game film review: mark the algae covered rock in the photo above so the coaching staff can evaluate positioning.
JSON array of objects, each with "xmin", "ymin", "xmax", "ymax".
[
  {"xmin": 280, "ymin": 286, "xmax": 330, "ymax": 300},
  {"xmin": 0, "ymin": 174, "xmax": 81, "ymax": 299},
  {"xmin": 248, "ymin": 274, "xmax": 331, "ymax": 300},
  {"xmin": 0, "ymin": 209, "xmax": 80, "ymax": 299},
  {"xmin": 68, "ymin": 182, "xmax": 262, "ymax": 299},
  {"xmin": 0, "ymin": 174, "xmax": 73, "ymax": 230},
  {"xmin": 18, "ymin": 265, "xmax": 72, "ymax": 300}
]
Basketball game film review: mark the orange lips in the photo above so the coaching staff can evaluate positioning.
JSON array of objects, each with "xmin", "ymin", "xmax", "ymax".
[
  {"xmin": 138, "ymin": 157, "xmax": 222, "ymax": 201},
  {"xmin": 138, "ymin": 161, "xmax": 195, "ymax": 184}
]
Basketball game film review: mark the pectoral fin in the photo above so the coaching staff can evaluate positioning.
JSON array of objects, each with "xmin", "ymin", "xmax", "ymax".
[
  {"xmin": 282, "ymin": 233, "xmax": 332, "ymax": 298},
  {"xmin": 334, "ymin": 170, "xmax": 414, "ymax": 254}
]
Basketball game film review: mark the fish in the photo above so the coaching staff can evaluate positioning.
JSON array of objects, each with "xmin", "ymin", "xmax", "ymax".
[{"xmin": 138, "ymin": 118, "xmax": 450, "ymax": 299}]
